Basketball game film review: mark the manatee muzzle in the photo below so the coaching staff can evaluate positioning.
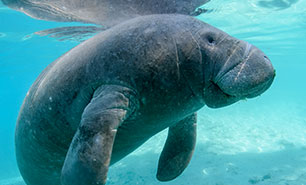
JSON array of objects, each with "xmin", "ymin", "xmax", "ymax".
[{"xmin": 214, "ymin": 42, "xmax": 275, "ymax": 99}]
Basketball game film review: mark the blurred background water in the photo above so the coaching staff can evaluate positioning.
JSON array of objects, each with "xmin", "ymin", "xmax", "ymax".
[{"xmin": 0, "ymin": 0, "xmax": 305, "ymax": 184}]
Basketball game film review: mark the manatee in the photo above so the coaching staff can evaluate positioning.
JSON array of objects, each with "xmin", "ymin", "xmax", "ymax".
[
  {"xmin": 2, "ymin": 0, "xmax": 211, "ymax": 41},
  {"xmin": 15, "ymin": 14, "xmax": 275, "ymax": 185},
  {"xmin": 1, "ymin": 0, "xmax": 210, "ymax": 26}
]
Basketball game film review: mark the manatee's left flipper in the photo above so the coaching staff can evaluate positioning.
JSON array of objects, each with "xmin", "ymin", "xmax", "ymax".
[
  {"xmin": 61, "ymin": 85, "xmax": 138, "ymax": 185},
  {"xmin": 157, "ymin": 113, "xmax": 197, "ymax": 181}
]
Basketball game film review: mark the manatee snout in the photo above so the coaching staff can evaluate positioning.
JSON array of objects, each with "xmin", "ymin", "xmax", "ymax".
[
  {"xmin": 204, "ymin": 39, "xmax": 275, "ymax": 108},
  {"xmin": 216, "ymin": 42, "xmax": 275, "ymax": 99}
]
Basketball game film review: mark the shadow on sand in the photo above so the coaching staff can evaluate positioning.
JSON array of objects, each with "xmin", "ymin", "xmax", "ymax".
[
  {"xmin": 107, "ymin": 142, "xmax": 306, "ymax": 185},
  {"xmin": 257, "ymin": 0, "xmax": 299, "ymax": 10}
]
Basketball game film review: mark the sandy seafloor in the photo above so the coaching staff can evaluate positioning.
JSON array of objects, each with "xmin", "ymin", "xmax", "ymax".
[{"xmin": 1, "ymin": 0, "xmax": 306, "ymax": 185}]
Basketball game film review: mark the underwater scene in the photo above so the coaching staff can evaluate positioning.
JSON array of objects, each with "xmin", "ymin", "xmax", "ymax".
[{"xmin": 0, "ymin": 0, "xmax": 306, "ymax": 184}]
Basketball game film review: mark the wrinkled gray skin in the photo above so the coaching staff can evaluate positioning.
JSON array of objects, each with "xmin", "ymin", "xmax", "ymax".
[
  {"xmin": 16, "ymin": 15, "xmax": 275, "ymax": 185},
  {"xmin": 2, "ymin": 0, "xmax": 210, "ymax": 26}
]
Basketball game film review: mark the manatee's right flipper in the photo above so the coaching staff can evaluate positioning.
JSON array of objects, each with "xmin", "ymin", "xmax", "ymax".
[
  {"xmin": 157, "ymin": 113, "xmax": 197, "ymax": 181},
  {"xmin": 61, "ymin": 85, "xmax": 138, "ymax": 185}
]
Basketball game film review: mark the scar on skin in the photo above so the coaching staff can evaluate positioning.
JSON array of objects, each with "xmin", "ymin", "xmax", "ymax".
[{"xmin": 234, "ymin": 49, "xmax": 255, "ymax": 82}]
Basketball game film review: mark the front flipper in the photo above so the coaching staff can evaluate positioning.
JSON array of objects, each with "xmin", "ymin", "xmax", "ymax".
[
  {"xmin": 61, "ymin": 85, "xmax": 138, "ymax": 185},
  {"xmin": 157, "ymin": 113, "xmax": 197, "ymax": 181}
]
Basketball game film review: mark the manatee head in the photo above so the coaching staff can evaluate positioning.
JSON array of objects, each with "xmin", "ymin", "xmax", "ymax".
[{"xmin": 193, "ymin": 24, "xmax": 275, "ymax": 108}]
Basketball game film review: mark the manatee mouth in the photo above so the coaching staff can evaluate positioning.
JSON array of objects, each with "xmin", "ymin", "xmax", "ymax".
[
  {"xmin": 203, "ymin": 80, "xmax": 240, "ymax": 108},
  {"xmin": 213, "ymin": 43, "xmax": 275, "ymax": 99}
]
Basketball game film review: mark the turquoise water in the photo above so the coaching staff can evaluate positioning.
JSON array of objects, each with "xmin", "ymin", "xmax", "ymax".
[{"xmin": 0, "ymin": 0, "xmax": 306, "ymax": 184}]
